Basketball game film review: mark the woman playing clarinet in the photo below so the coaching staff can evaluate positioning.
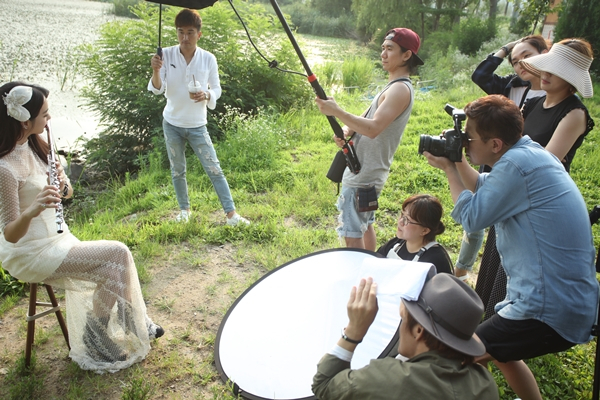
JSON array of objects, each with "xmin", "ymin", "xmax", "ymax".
[{"xmin": 0, "ymin": 81, "xmax": 163, "ymax": 372}]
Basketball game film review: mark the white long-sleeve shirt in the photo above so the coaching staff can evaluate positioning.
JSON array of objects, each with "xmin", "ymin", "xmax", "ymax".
[{"xmin": 148, "ymin": 45, "xmax": 222, "ymax": 128}]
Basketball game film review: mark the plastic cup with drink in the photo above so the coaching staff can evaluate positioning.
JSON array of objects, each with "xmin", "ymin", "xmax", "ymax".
[{"xmin": 188, "ymin": 75, "xmax": 202, "ymax": 101}]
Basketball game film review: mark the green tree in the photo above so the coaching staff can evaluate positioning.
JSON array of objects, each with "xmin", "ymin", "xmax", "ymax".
[
  {"xmin": 351, "ymin": 0, "xmax": 420, "ymax": 39},
  {"xmin": 454, "ymin": 16, "xmax": 496, "ymax": 55},
  {"xmin": 311, "ymin": 0, "xmax": 353, "ymax": 17},
  {"xmin": 489, "ymin": 0, "xmax": 499, "ymax": 20},
  {"xmin": 252, "ymin": 0, "xmax": 297, "ymax": 5},
  {"xmin": 510, "ymin": 0, "xmax": 522, "ymax": 31},
  {"xmin": 351, "ymin": 0, "xmax": 474, "ymax": 42},
  {"xmin": 554, "ymin": 0, "xmax": 600, "ymax": 75},
  {"xmin": 513, "ymin": 0, "xmax": 553, "ymax": 35}
]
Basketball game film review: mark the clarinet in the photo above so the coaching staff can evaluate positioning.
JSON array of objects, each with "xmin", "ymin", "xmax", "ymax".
[{"xmin": 45, "ymin": 124, "xmax": 64, "ymax": 234}]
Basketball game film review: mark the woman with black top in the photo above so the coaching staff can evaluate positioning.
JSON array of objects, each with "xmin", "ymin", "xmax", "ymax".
[
  {"xmin": 471, "ymin": 35, "xmax": 548, "ymax": 109},
  {"xmin": 377, "ymin": 194, "xmax": 453, "ymax": 274},
  {"xmin": 520, "ymin": 38, "xmax": 595, "ymax": 173}
]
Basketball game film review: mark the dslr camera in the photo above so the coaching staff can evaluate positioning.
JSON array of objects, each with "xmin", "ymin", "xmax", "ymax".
[{"xmin": 418, "ymin": 104, "xmax": 467, "ymax": 162}]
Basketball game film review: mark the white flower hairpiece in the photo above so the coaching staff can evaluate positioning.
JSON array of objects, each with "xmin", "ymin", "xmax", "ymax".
[{"xmin": 3, "ymin": 86, "xmax": 33, "ymax": 122}]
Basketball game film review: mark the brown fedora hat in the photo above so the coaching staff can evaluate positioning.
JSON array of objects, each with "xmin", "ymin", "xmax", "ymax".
[{"xmin": 403, "ymin": 274, "xmax": 486, "ymax": 357}]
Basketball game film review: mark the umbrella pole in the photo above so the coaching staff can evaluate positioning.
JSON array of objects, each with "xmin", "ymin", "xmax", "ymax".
[{"xmin": 157, "ymin": 3, "xmax": 163, "ymax": 58}]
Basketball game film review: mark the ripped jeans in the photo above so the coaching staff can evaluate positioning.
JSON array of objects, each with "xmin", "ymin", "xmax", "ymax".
[{"xmin": 162, "ymin": 120, "xmax": 235, "ymax": 213}]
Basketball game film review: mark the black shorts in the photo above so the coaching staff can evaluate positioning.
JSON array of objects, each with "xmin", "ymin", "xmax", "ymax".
[{"xmin": 475, "ymin": 314, "xmax": 577, "ymax": 363}]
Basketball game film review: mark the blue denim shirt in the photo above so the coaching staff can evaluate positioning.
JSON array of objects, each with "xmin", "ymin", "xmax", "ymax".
[{"xmin": 451, "ymin": 136, "xmax": 598, "ymax": 343}]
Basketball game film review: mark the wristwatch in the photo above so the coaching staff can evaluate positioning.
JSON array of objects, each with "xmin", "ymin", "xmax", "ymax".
[
  {"xmin": 205, "ymin": 91, "xmax": 211, "ymax": 101},
  {"xmin": 501, "ymin": 46, "xmax": 510, "ymax": 55}
]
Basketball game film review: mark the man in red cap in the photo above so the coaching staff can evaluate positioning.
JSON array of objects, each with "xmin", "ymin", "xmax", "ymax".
[{"xmin": 315, "ymin": 28, "xmax": 423, "ymax": 251}]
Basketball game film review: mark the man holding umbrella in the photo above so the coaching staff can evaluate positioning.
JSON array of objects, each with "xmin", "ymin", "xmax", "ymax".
[{"xmin": 148, "ymin": 8, "xmax": 249, "ymax": 225}]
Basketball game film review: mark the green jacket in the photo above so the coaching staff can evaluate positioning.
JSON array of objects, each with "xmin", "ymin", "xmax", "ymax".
[{"xmin": 312, "ymin": 351, "xmax": 499, "ymax": 400}]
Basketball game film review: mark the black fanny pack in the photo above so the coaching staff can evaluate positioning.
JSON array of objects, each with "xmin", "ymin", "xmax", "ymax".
[{"xmin": 356, "ymin": 185, "xmax": 378, "ymax": 212}]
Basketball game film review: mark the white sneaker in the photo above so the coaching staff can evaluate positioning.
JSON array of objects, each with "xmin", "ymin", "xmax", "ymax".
[
  {"xmin": 226, "ymin": 213, "xmax": 250, "ymax": 226},
  {"xmin": 176, "ymin": 210, "xmax": 191, "ymax": 223},
  {"xmin": 455, "ymin": 267, "xmax": 469, "ymax": 281}
]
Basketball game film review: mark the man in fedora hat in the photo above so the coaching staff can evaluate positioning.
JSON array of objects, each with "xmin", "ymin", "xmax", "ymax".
[
  {"xmin": 423, "ymin": 94, "xmax": 598, "ymax": 400},
  {"xmin": 315, "ymin": 28, "xmax": 423, "ymax": 252},
  {"xmin": 312, "ymin": 275, "xmax": 498, "ymax": 399}
]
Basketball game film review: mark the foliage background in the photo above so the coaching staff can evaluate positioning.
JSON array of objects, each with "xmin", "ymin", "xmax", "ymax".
[{"xmin": 554, "ymin": 0, "xmax": 600, "ymax": 76}]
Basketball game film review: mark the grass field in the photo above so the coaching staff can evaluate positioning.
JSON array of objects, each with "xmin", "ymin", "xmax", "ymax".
[{"xmin": 1, "ymin": 32, "xmax": 600, "ymax": 399}]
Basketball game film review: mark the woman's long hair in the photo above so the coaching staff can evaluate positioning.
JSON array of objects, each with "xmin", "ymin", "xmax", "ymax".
[{"xmin": 0, "ymin": 81, "xmax": 50, "ymax": 162}]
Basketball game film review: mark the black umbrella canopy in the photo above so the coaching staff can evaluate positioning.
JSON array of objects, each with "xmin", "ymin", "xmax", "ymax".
[
  {"xmin": 145, "ymin": 0, "xmax": 218, "ymax": 56},
  {"xmin": 144, "ymin": 0, "xmax": 217, "ymax": 8}
]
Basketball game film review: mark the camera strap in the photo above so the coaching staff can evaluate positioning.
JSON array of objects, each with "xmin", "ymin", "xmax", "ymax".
[
  {"xmin": 346, "ymin": 77, "xmax": 411, "ymax": 142},
  {"xmin": 335, "ymin": 77, "xmax": 413, "ymax": 191},
  {"xmin": 344, "ymin": 77, "xmax": 411, "ymax": 152}
]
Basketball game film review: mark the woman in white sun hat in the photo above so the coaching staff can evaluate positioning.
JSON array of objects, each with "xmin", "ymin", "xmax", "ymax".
[{"xmin": 519, "ymin": 38, "xmax": 595, "ymax": 173}]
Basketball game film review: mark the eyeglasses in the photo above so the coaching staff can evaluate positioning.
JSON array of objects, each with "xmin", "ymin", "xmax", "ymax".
[
  {"xmin": 399, "ymin": 213, "xmax": 422, "ymax": 227},
  {"xmin": 463, "ymin": 137, "xmax": 481, "ymax": 146}
]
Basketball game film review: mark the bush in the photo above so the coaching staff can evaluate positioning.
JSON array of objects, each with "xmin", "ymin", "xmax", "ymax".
[
  {"xmin": 315, "ymin": 61, "xmax": 342, "ymax": 89},
  {"xmin": 0, "ymin": 268, "xmax": 25, "ymax": 298},
  {"xmin": 79, "ymin": 1, "xmax": 311, "ymax": 178},
  {"xmin": 420, "ymin": 30, "xmax": 454, "ymax": 61},
  {"xmin": 454, "ymin": 17, "xmax": 497, "ymax": 56},
  {"xmin": 341, "ymin": 56, "xmax": 375, "ymax": 91},
  {"xmin": 112, "ymin": 0, "xmax": 141, "ymax": 18},
  {"xmin": 284, "ymin": 3, "xmax": 356, "ymax": 38},
  {"xmin": 215, "ymin": 106, "xmax": 291, "ymax": 173}
]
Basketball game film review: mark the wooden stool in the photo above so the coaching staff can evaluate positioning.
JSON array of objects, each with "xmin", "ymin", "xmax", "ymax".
[{"xmin": 25, "ymin": 283, "xmax": 70, "ymax": 367}]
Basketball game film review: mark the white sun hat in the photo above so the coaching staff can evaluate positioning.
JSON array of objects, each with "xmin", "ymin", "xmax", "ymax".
[{"xmin": 520, "ymin": 41, "xmax": 593, "ymax": 98}]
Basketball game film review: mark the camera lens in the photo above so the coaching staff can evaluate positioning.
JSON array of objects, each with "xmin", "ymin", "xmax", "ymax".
[
  {"xmin": 419, "ymin": 135, "xmax": 447, "ymax": 157},
  {"xmin": 418, "ymin": 135, "xmax": 431, "ymax": 154}
]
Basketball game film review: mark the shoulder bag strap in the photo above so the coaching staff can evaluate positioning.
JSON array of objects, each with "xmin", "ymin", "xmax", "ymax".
[{"xmin": 412, "ymin": 241, "xmax": 439, "ymax": 262}]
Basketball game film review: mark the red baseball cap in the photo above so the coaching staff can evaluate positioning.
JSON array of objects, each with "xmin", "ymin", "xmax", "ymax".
[{"xmin": 385, "ymin": 28, "xmax": 424, "ymax": 66}]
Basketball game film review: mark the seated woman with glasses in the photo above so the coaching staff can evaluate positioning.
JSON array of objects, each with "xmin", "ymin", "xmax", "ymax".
[{"xmin": 376, "ymin": 194, "xmax": 453, "ymax": 274}]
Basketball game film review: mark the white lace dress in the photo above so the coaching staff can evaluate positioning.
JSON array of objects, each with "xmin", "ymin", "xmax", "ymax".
[{"xmin": 0, "ymin": 142, "xmax": 153, "ymax": 373}]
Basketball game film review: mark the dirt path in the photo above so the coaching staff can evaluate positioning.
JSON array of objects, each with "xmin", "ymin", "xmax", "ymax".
[{"xmin": 0, "ymin": 240, "xmax": 264, "ymax": 399}]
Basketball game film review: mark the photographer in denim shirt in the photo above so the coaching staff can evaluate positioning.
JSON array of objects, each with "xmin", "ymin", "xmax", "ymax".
[{"xmin": 423, "ymin": 94, "xmax": 598, "ymax": 400}]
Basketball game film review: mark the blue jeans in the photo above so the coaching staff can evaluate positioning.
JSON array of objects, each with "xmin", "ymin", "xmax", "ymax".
[
  {"xmin": 162, "ymin": 120, "xmax": 235, "ymax": 213},
  {"xmin": 455, "ymin": 229, "xmax": 485, "ymax": 271}
]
